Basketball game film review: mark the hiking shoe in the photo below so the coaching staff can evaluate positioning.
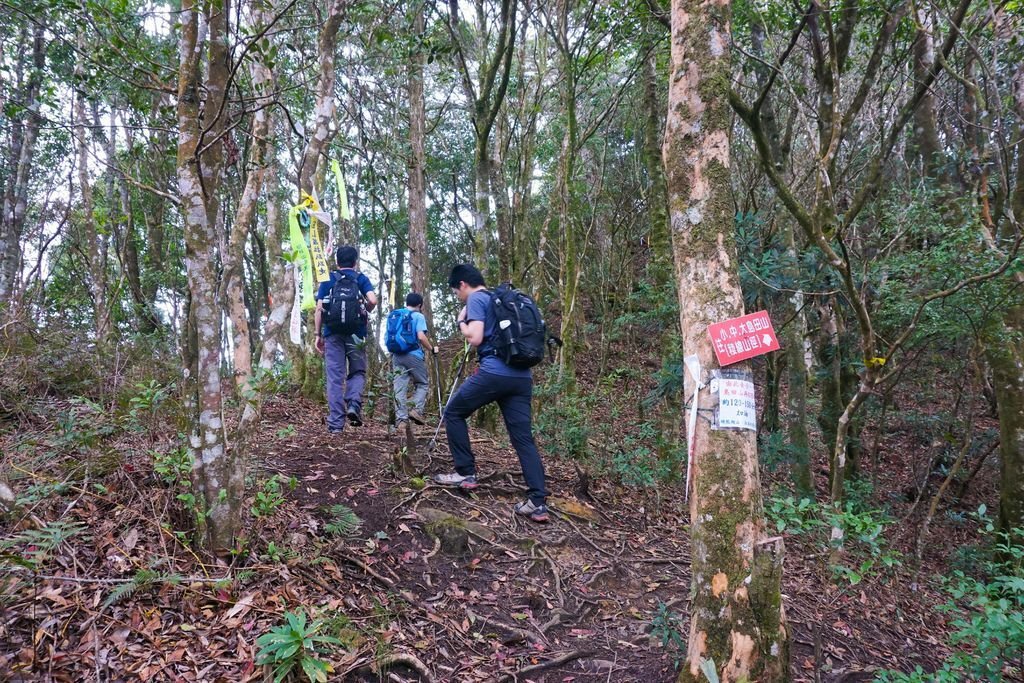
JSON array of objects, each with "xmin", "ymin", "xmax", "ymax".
[
  {"xmin": 514, "ymin": 500, "xmax": 550, "ymax": 523},
  {"xmin": 328, "ymin": 427, "xmax": 344, "ymax": 434},
  {"xmin": 434, "ymin": 472, "xmax": 478, "ymax": 490},
  {"xmin": 408, "ymin": 409, "xmax": 426, "ymax": 425},
  {"xmin": 346, "ymin": 405, "xmax": 363, "ymax": 427}
]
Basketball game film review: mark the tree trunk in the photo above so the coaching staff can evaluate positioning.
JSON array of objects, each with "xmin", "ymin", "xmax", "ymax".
[
  {"xmin": 980, "ymin": 62, "xmax": 1024, "ymax": 537},
  {"xmin": 663, "ymin": 0, "xmax": 788, "ymax": 679},
  {"xmin": 447, "ymin": 0, "xmax": 517, "ymax": 279},
  {"xmin": 257, "ymin": 186, "xmax": 297, "ymax": 372},
  {"xmin": 491, "ymin": 110, "xmax": 514, "ymax": 284},
  {"xmin": 177, "ymin": 0, "xmax": 238, "ymax": 554},
  {"xmin": 73, "ymin": 70, "xmax": 110, "ymax": 344},
  {"xmin": 0, "ymin": 24, "xmax": 45, "ymax": 305},
  {"xmin": 785, "ymin": 288, "xmax": 812, "ymax": 495},
  {"xmin": 554, "ymin": 0, "xmax": 579, "ymax": 380},
  {"xmin": 910, "ymin": 6, "xmax": 942, "ymax": 179},
  {"xmin": 407, "ymin": 4, "xmax": 433, "ymax": 328},
  {"xmin": 642, "ymin": 36, "xmax": 670, "ymax": 288},
  {"xmin": 294, "ymin": 0, "xmax": 347, "ymax": 394},
  {"xmin": 297, "ymin": 0, "xmax": 346, "ymax": 199},
  {"xmin": 224, "ymin": 0, "xmax": 275, "ymax": 433}
]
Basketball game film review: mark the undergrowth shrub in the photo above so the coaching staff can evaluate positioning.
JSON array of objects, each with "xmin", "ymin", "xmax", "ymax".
[
  {"xmin": 534, "ymin": 375, "xmax": 595, "ymax": 463},
  {"xmin": 766, "ymin": 489, "xmax": 902, "ymax": 586},
  {"xmin": 876, "ymin": 509, "xmax": 1024, "ymax": 682},
  {"xmin": 256, "ymin": 609, "xmax": 341, "ymax": 683}
]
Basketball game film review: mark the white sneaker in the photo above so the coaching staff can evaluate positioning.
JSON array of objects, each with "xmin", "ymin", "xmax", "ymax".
[{"xmin": 433, "ymin": 472, "xmax": 478, "ymax": 489}]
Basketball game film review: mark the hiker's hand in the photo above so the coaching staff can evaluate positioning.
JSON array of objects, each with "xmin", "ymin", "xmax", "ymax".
[
  {"xmin": 457, "ymin": 306, "xmax": 467, "ymax": 323},
  {"xmin": 314, "ymin": 337, "xmax": 325, "ymax": 356}
]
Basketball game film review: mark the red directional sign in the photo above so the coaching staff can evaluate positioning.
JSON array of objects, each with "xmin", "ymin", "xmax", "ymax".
[{"xmin": 708, "ymin": 310, "xmax": 780, "ymax": 366}]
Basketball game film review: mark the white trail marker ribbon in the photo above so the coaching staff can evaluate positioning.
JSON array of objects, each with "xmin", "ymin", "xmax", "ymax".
[{"xmin": 683, "ymin": 354, "xmax": 704, "ymax": 503}]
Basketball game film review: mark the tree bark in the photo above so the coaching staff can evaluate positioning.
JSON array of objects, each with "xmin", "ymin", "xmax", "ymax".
[
  {"xmin": 990, "ymin": 63, "xmax": 1024, "ymax": 537},
  {"xmin": 407, "ymin": 3, "xmax": 433, "ymax": 328},
  {"xmin": 447, "ymin": 0, "xmax": 518, "ymax": 278},
  {"xmin": 73, "ymin": 65, "xmax": 110, "ymax": 344},
  {"xmin": 297, "ymin": 0, "xmax": 347, "ymax": 199},
  {"xmin": 642, "ymin": 34, "xmax": 670, "ymax": 288},
  {"xmin": 177, "ymin": 0, "xmax": 238, "ymax": 554},
  {"xmin": 663, "ymin": 0, "xmax": 788, "ymax": 679},
  {"xmin": 0, "ymin": 24, "xmax": 46, "ymax": 305},
  {"xmin": 910, "ymin": 6, "xmax": 942, "ymax": 178},
  {"xmin": 223, "ymin": 0, "xmax": 275, "ymax": 433}
]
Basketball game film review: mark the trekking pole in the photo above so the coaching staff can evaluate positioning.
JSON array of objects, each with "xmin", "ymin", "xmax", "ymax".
[
  {"xmin": 432, "ymin": 352, "xmax": 443, "ymax": 415},
  {"xmin": 428, "ymin": 344, "xmax": 472, "ymax": 452}
]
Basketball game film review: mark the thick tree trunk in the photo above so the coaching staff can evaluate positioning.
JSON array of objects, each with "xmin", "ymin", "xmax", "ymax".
[
  {"xmin": 472, "ymin": 141, "xmax": 493, "ymax": 270},
  {"xmin": 910, "ymin": 7, "xmax": 942, "ymax": 178},
  {"xmin": 984, "ymin": 62, "xmax": 1024, "ymax": 537},
  {"xmin": 177, "ymin": 0, "xmax": 238, "ymax": 555},
  {"xmin": 407, "ymin": 4, "xmax": 433, "ymax": 327},
  {"xmin": 663, "ymin": 0, "xmax": 788, "ymax": 679},
  {"xmin": 0, "ymin": 24, "xmax": 45, "ymax": 305},
  {"xmin": 642, "ymin": 37, "xmax": 670, "ymax": 288}
]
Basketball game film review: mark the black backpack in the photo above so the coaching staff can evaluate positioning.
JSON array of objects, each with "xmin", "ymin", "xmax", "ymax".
[
  {"xmin": 488, "ymin": 283, "xmax": 547, "ymax": 369},
  {"xmin": 323, "ymin": 271, "xmax": 364, "ymax": 335},
  {"xmin": 385, "ymin": 308, "xmax": 419, "ymax": 354}
]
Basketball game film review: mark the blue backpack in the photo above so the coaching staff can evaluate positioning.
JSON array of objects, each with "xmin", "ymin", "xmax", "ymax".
[{"xmin": 385, "ymin": 309, "xmax": 419, "ymax": 354}]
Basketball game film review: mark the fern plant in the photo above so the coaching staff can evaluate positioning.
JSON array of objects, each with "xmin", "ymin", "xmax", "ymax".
[
  {"xmin": 256, "ymin": 610, "xmax": 341, "ymax": 683},
  {"xmin": 323, "ymin": 505, "xmax": 362, "ymax": 537},
  {"xmin": 0, "ymin": 521, "xmax": 85, "ymax": 568},
  {"xmin": 103, "ymin": 568, "xmax": 182, "ymax": 607}
]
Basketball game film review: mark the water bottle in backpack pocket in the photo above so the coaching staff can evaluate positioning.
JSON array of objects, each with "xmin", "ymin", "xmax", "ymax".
[
  {"xmin": 385, "ymin": 309, "xmax": 419, "ymax": 354},
  {"xmin": 323, "ymin": 272, "xmax": 364, "ymax": 335}
]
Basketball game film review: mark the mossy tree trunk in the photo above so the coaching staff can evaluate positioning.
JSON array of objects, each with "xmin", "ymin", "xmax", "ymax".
[
  {"xmin": 407, "ymin": 3, "xmax": 433, "ymax": 328},
  {"xmin": 989, "ymin": 308, "xmax": 1024, "ymax": 535},
  {"xmin": 989, "ymin": 64, "xmax": 1024, "ymax": 536},
  {"xmin": 177, "ymin": 0, "xmax": 239, "ymax": 554},
  {"xmin": 446, "ymin": 0, "xmax": 518, "ymax": 279},
  {"xmin": 662, "ymin": 0, "xmax": 788, "ymax": 679}
]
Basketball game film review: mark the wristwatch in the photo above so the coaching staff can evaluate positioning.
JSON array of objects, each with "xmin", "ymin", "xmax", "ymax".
[{"xmin": 458, "ymin": 319, "xmax": 468, "ymax": 327}]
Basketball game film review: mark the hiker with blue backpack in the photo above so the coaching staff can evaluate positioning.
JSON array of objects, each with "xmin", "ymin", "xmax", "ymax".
[
  {"xmin": 386, "ymin": 292, "xmax": 439, "ymax": 429},
  {"xmin": 434, "ymin": 263, "xmax": 551, "ymax": 523},
  {"xmin": 314, "ymin": 246, "xmax": 377, "ymax": 433}
]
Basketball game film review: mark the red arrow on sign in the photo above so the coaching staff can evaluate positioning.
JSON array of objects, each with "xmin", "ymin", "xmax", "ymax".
[{"xmin": 708, "ymin": 310, "xmax": 780, "ymax": 366}]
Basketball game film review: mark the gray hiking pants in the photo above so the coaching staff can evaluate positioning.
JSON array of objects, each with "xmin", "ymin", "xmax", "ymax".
[
  {"xmin": 325, "ymin": 333, "xmax": 366, "ymax": 430},
  {"xmin": 392, "ymin": 353, "xmax": 428, "ymax": 421}
]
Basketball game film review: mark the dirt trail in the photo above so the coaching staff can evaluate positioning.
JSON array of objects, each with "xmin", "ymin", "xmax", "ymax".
[
  {"xmin": 254, "ymin": 393, "xmax": 953, "ymax": 682},
  {"xmin": 257, "ymin": 396, "xmax": 690, "ymax": 680}
]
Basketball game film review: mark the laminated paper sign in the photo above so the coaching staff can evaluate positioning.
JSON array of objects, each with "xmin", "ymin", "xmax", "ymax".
[{"xmin": 711, "ymin": 368, "xmax": 757, "ymax": 431}]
